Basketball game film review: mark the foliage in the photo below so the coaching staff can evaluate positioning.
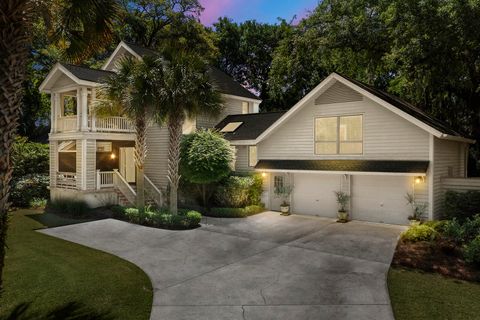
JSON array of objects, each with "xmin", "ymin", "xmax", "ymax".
[
  {"xmin": 49, "ymin": 199, "xmax": 90, "ymax": 217},
  {"xmin": 444, "ymin": 191, "xmax": 480, "ymax": 220},
  {"xmin": 274, "ymin": 183, "xmax": 293, "ymax": 206},
  {"xmin": 29, "ymin": 198, "xmax": 47, "ymax": 209},
  {"xmin": 208, "ymin": 205, "xmax": 265, "ymax": 218},
  {"xmin": 334, "ymin": 191, "xmax": 350, "ymax": 212},
  {"xmin": 214, "ymin": 18, "xmax": 293, "ymax": 110},
  {"xmin": 1, "ymin": 210, "xmax": 152, "ymax": 319},
  {"xmin": 401, "ymin": 224, "xmax": 438, "ymax": 242},
  {"xmin": 432, "ymin": 215, "xmax": 480, "ymax": 245},
  {"xmin": 405, "ymin": 193, "xmax": 428, "ymax": 220},
  {"xmin": 421, "ymin": 220, "xmax": 447, "ymax": 233},
  {"xmin": 11, "ymin": 136, "xmax": 49, "ymax": 179},
  {"xmin": 464, "ymin": 236, "xmax": 480, "ymax": 265},
  {"xmin": 116, "ymin": 206, "xmax": 201, "ymax": 229},
  {"xmin": 214, "ymin": 175, "xmax": 263, "ymax": 208},
  {"xmin": 10, "ymin": 174, "xmax": 49, "ymax": 208}
]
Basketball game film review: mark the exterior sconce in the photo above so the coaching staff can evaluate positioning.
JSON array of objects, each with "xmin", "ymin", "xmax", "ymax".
[
  {"xmin": 414, "ymin": 176, "xmax": 424, "ymax": 184},
  {"xmin": 110, "ymin": 153, "xmax": 116, "ymax": 160},
  {"xmin": 261, "ymin": 172, "xmax": 267, "ymax": 178}
]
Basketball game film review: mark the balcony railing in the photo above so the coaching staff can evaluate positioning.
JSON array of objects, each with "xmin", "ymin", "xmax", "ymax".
[{"xmin": 54, "ymin": 116, "xmax": 134, "ymax": 133}]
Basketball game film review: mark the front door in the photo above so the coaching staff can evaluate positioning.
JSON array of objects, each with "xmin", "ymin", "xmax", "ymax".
[{"xmin": 119, "ymin": 147, "xmax": 136, "ymax": 183}]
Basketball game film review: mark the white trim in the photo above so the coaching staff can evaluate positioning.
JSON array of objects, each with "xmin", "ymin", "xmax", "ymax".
[
  {"xmin": 39, "ymin": 63, "xmax": 100, "ymax": 92},
  {"xmin": 229, "ymin": 140, "xmax": 257, "ymax": 146},
  {"xmin": 439, "ymin": 134, "xmax": 475, "ymax": 144},
  {"xmin": 221, "ymin": 93, "xmax": 262, "ymax": 104},
  {"xmin": 428, "ymin": 134, "xmax": 435, "ymax": 220},
  {"xmin": 101, "ymin": 41, "xmax": 142, "ymax": 71},
  {"xmin": 49, "ymin": 132, "xmax": 135, "ymax": 141},
  {"xmin": 254, "ymin": 73, "xmax": 472, "ymax": 144},
  {"xmin": 255, "ymin": 168, "xmax": 426, "ymax": 177}
]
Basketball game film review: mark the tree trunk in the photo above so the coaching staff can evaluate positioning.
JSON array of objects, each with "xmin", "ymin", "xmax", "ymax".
[
  {"xmin": 134, "ymin": 113, "xmax": 147, "ymax": 213},
  {"xmin": 167, "ymin": 112, "xmax": 184, "ymax": 214},
  {"xmin": 0, "ymin": 0, "xmax": 32, "ymax": 292},
  {"xmin": 202, "ymin": 184, "xmax": 206, "ymax": 209}
]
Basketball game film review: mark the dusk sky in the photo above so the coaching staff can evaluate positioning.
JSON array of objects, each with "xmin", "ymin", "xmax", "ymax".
[{"xmin": 199, "ymin": 0, "xmax": 320, "ymax": 26}]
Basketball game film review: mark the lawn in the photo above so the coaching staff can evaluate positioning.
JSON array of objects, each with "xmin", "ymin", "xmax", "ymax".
[
  {"xmin": 388, "ymin": 267, "xmax": 480, "ymax": 320},
  {"xmin": 0, "ymin": 209, "xmax": 153, "ymax": 320}
]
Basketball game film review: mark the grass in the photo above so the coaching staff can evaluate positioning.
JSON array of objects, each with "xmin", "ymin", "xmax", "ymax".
[
  {"xmin": 0, "ymin": 209, "xmax": 153, "ymax": 320},
  {"xmin": 388, "ymin": 267, "xmax": 480, "ymax": 320}
]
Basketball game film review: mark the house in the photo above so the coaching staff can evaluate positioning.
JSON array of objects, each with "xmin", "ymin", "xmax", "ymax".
[
  {"xmin": 39, "ymin": 41, "xmax": 261, "ymax": 208},
  {"xmin": 40, "ymin": 41, "xmax": 475, "ymax": 225},
  {"xmin": 216, "ymin": 73, "xmax": 475, "ymax": 224}
]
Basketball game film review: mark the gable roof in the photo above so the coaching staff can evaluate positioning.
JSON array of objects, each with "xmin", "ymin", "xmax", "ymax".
[
  {"xmin": 254, "ymin": 73, "xmax": 474, "ymax": 144},
  {"xmin": 215, "ymin": 111, "xmax": 286, "ymax": 142},
  {"xmin": 102, "ymin": 41, "xmax": 260, "ymax": 101},
  {"xmin": 255, "ymin": 159, "xmax": 429, "ymax": 175},
  {"xmin": 61, "ymin": 63, "xmax": 114, "ymax": 83}
]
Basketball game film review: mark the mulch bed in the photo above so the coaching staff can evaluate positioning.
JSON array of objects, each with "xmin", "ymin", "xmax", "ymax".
[{"xmin": 392, "ymin": 239, "xmax": 480, "ymax": 282}]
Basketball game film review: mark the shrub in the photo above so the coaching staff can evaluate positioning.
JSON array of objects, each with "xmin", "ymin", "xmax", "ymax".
[
  {"xmin": 11, "ymin": 136, "xmax": 49, "ymax": 179},
  {"xmin": 214, "ymin": 175, "xmax": 263, "ymax": 208},
  {"xmin": 444, "ymin": 191, "xmax": 480, "ymax": 220},
  {"xmin": 401, "ymin": 224, "xmax": 438, "ymax": 242},
  {"xmin": 421, "ymin": 220, "xmax": 447, "ymax": 232},
  {"xmin": 10, "ymin": 173, "xmax": 49, "ymax": 208},
  {"xmin": 185, "ymin": 210, "xmax": 202, "ymax": 226},
  {"xmin": 29, "ymin": 197, "xmax": 47, "ymax": 209},
  {"xmin": 114, "ymin": 206, "xmax": 201, "ymax": 229},
  {"xmin": 49, "ymin": 199, "xmax": 90, "ymax": 216},
  {"xmin": 442, "ymin": 215, "xmax": 480, "ymax": 244},
  {"xmin": 208, "ymin": 205, "xmax": 265, "ymax": 218},
  {"xmin": 464, "ymin": 235, "xmax": 480, "ymax": 265}
]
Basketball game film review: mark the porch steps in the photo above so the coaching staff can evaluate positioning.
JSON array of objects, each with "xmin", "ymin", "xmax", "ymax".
[{"xmin": 115, "ymin": 185, "xmax": 158, "ymax": 208}]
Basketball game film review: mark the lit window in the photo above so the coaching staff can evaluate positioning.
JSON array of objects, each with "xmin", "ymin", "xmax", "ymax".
[
  {"xmin": 248, "ymin": 146, "xmax": 257, "ymax": 167},
  {"xmin": 242, "ymin": 101, "xmax": 249, "ymax": 114},
  {"xmin": 315, "ymin": 115, "xmax": 362, "ymax": 154},
  {"xmin": 221, "ymin": 122, "xmax": 243, "ymax": 133}
]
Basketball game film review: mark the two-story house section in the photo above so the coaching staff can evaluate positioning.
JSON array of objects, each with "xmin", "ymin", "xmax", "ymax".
[
  {"xmin": 216, "ymin": 73, "xmax": 474, "ymax": 224},
  {"xmin": 39, "ymin": 41, "xmax": 261, "ymax": 208}
]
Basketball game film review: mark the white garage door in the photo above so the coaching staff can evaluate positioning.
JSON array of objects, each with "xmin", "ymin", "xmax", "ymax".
[
  {"xmin": 351, "ymin": 175, "xmax": 412, "ymax": 225},
  {"xmin": 293, "ymin": 173, "xmax": 341, "ymax": 218}
]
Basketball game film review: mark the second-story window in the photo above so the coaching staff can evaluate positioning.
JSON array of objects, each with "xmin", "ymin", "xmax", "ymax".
[
  {"xmin": 315, "ymin": 115, "xmax": 363, "ymax": 155},
  {"xmin": 62, "ymin": 95, "xmax": 77, "ymax": 116},
  {"xmin": 242, "ymin": 101, "xmax": 249, "ymax": 114}
]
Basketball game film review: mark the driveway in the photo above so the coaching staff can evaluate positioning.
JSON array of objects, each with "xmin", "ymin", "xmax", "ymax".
[{"xmin": 40, "ymin": 212, "xmax": 405, "ymax": 320}]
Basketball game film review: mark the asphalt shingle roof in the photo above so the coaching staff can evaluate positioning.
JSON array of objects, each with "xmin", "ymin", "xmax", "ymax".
[
  {"xmin": 215, "ymin": 111, "xmax": 286, "ymax": 141},
  {"xmin": 336, "ymin": 73, "xmax": 463, "ymax": 137},
  {"xmin": 61, "ymin": 63, "xmax": 114, "ymax": 83},
  {"xmin": 255, "ymin": 159, "xmax": 429, "ymax": 174}
]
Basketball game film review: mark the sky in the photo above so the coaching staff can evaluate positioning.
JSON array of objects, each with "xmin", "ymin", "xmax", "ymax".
[{"xmin": 198, "ymin": 0, "xmax": 320, "ymax": 26}]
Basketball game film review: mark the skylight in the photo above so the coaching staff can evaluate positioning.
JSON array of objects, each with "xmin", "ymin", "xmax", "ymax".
[{"xmin": 221, "ymin": 122, "xmax": 243, "ymax": 133}]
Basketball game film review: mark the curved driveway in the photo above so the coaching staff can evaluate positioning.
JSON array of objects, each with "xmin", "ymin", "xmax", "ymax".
[{"xmin": 40, "ymin": 212, "xmax": 405, "ymax": 320}]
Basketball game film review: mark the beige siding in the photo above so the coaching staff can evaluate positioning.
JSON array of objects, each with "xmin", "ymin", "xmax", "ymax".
[
  {"xmin": 258, "ymin": 98, "xmax": 430, "ymax": 160},
  {"xmin": 315, "ymin": 81, "xmax": 363, "ymax": 105},
  {"xmin": 144, "ymin": 124, "xmax": 169, "ymax": 190},
  {"xmin": 432, "ymin": 138, "xmax": 467, "ymax": 219},
  {"xmin": 50, "ymin": 141, "xmax": 58, "ymax": 188},
  {"xmin": 234, "ymin": 145, "xmax": 253, "ymax": 173},
  {"xmin": 85, "ymin": 140, "xmax": 96, "ymax": 190},
  {"xmin": 441, "ymin": 178, "xmax": 480, "ymax": 192},
  {"xmin": 196, "ymin": 97, "xmax": 245, "ymax": 129}
]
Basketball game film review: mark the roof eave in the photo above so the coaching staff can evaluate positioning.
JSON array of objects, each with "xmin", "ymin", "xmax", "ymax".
[
  {"xmin": 439, "ymin": 134, "xmax": 475, "ymax": 144},
  {"xmin": 254, "ymin": 168, "xmax": 427, "ymax": 177}
]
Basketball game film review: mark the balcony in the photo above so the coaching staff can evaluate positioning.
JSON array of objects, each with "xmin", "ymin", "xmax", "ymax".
[{"xmin": 54, "ymin": 116, "xmax": 134, "ymax": 134}]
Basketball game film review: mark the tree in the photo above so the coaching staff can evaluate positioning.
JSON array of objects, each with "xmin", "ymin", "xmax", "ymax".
[
  {"xmin": 215, "ymin": 18, "xmax": 293, "ymax": 111},
  {"xmin": 154, "ymin": 51, "xmax": 223, "ymax": 214},
  {"xmin": 180, "ymin": 129, "xmax": 234, "ymax": 208},
  {"xmin": 0, "ymin": 0, "xmax": 119, "ymax": 291},
  {"xmin": 99, "ymin": 56, "xmax": 160, "ymax": 213}
]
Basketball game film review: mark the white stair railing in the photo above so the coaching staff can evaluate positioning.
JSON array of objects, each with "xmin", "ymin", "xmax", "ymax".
[
  {"xmin": 113, "ymin": 169, "xmax": 136, "ymax": 205},
  {"xmin": 96, "ymin": 170, "xmax": 115, "ymax": 189},
  {"xmin": 145, "ymin": 175, "xmax": 163, "ymax": 207}
]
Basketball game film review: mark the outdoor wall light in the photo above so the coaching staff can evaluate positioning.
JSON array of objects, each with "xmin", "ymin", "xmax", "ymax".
[
  {"xmin": 414, "ymin": 176, "xmax": 424, "ymax": 184},
  {"xmin": 110, "ymin": 153, "xmax": 116, "ymax": 160},
  {"xmin": 261, "ymin": 172, "xmax": 267, "ymax": 178}
]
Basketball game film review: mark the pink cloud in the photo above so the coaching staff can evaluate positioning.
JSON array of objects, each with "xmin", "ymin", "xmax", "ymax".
[{"xmin": 199, "ymin": 0, "xmax": 236, "ymax": 25}]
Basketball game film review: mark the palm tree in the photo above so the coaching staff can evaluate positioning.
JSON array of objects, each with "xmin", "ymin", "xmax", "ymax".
[
  {"xmin": 0, "ymin": 0, "xmax": 118, "ymax": 291},
  {"xmin": 154, "ymin": 51, "xmax": 223, "ymax": 214},
  {"xmin": 98, "ymin": 56, "xmax": 160, "ymax": 213}
]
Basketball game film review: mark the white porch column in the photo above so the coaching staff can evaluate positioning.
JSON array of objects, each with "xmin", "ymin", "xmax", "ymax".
[
  {"xmin": 253, "ymin": 102, "xmax": 260, "ymax": 113},
  {"xmin": 50, "ymin": 93, "xmax": 55, "ymax": 133},
  {"xmin": 81, "ymin": 87, "xmax": 89, "ymax": 132},
  {"xmin": 91, "ymin": 88, "xmax": 97, "ymax": 132},
  {"xmin": 76, "ymin": 88, "xmax": 81, "ymax": 131},
  {"xmin": 54, "ymin": 92, "xmax": 61, "ymax": 133}
]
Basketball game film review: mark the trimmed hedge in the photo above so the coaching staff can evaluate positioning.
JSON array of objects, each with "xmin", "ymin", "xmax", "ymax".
[
  {"xmin": 112, "ymin": 206, "xmax": 201, "ymax": 230},
  {"xmin": 207, "ymin": 205, "xmax": 265, "ymax": 218},
  {"xmin": 444, "ymin": 190, "xmax": 480, "ymax": 220}
]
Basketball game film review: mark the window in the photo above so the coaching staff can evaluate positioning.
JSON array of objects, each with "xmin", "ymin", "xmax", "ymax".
[
  {"xmin": 62, "ymin": 95, "xmax": 77, "ymax": 116},
  {"xmin": 248, "ymin": 146, "xmax": 257, "ymax": 167},
  {"xmin": 274, "ymin": 175, "xmax": 284, "ymax": 195},
  {"xmin": 242, "ymin": 101, "xmax": 249, "ymax": 114},
  {"xmin": 221, "ymin": 122, "xmax": 243, "ymax": 132},
  {"xmin": 315, "ymin": 115, "xmax": 362, "ymax": 155}
]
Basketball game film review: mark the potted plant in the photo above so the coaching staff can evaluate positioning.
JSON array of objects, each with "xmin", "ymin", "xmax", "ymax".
[
  {"xmin": 334, "ymin": 191, "xmax": 350, "ymax": 222},
  {"xmin": 274, "ymin": 184, "xmax": 293, "ymax": 216},
  {"xmin": 405, "ymin": 193, "xmax": 427, "ymax": 225}
]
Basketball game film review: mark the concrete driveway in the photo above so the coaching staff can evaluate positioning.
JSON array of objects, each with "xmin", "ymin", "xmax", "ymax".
[{"xmin": 40, "ymin": 212, "xmax": 405, "ymax": 320}]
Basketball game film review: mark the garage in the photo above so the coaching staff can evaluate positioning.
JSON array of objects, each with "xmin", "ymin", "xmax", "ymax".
[
  {"xmin": 351, "ymin": 175, "xmax": 412, "ymax": 225},
  {"xmin": 292, "ymin": 173, "xmax": 341, "ymax": 218}
]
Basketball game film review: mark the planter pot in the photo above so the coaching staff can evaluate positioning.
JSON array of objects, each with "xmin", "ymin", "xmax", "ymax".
[
  {"xmin": 280, "ymin": 205, "xmax": 290, "ymax": 216},
  {"xmin": 337, "ymin": 210, "xmax": 349, "ymax": 222}
]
